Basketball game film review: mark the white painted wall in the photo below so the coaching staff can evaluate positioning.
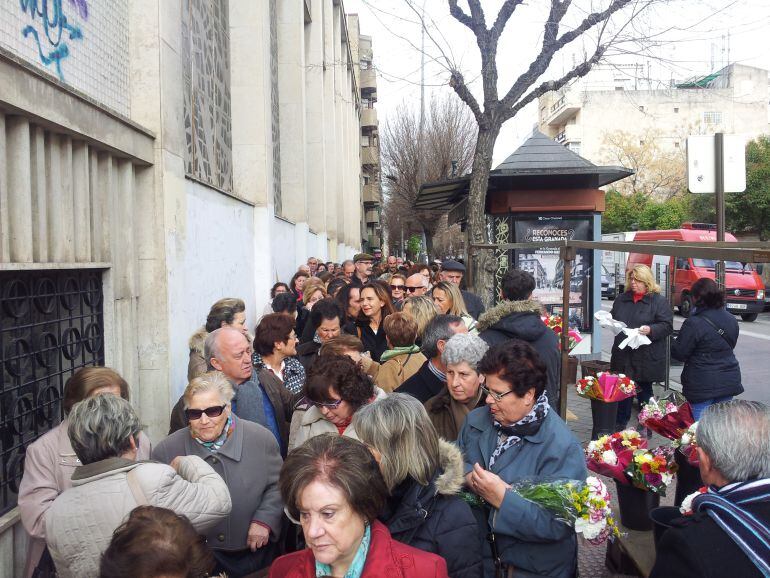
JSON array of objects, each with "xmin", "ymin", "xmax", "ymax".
[{"xmin": 166, "ymin": 180, "xmax": 256, "ymax": 401}]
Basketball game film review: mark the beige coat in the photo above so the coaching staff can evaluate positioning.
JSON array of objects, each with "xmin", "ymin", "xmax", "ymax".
[
  {"xmin": 288, "ymin": 387, "xmax": 388, "ymax": 452},
  {"xmin": 18, "ymin": 420, "xmax": 151, "ymax": 578},
  {"xmin": 187, "ymin": 326, "xmax": 209, "ymax": 382},
  {"xmin": 45, "ymin": 455, "xmax": 231, "ymax": 578},
  {"xmin": 375, "ymin": 351, "xmax": 427, "ymax": 393}
]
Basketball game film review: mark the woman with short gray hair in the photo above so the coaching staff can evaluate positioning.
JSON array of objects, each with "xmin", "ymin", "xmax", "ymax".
[
  {"xmin": 651, "ymin": 400, "xmax": 770, "ymax": 578},
  {"xmin": 424, "ymin": 333, "xmax": 488, "ymax": 441},
  {"xmin": 44, "ymin": 394, "xmax": 231, "ymax": 578},
  {"xmin": 354, "ymin": 394, "xmax": 482, "ymax": 578}
]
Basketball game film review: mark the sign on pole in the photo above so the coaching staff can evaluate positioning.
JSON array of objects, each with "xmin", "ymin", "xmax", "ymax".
[{"xmin": 687, "ymin": 135, "xmax": 746, "ymax": 193}]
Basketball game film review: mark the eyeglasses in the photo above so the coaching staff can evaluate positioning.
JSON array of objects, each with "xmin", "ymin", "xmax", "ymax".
[
  {"xmin": 185, "ymin": 405, "xmax": 226, "ymax": 421},
  {"xmin": 479, "ymin": 384, "xmax": 514, "ymax": 402},
  {"xmin": 312, "ymin": 398, "xmax": 344, "ymax": 409},
  {"xmin": 390, "ymin": 285, "xmax": 405, "ymax": 291},
  {"xmin": 405, "ymin": 286, "xmax": 421, "ymax": 293}
]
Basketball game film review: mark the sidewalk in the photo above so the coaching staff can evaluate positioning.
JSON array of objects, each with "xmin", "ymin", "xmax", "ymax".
[{"xmin": 566, "ymin": 383, "xmax": 676, "ymax": 577}]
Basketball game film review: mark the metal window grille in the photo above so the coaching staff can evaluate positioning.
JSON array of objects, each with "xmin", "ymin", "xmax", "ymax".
[{"xmin": 1, "ymin": 269, "xmax": 105, "ymax": 516}]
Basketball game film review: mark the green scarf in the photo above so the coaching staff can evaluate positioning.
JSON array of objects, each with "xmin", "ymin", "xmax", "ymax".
[
  {"xmin": 379, "ymin": 344, "xmax": 421, "ymax": 363},
  {"xmin": 315, "ymin": 523, "xmax": 371, "ymax": 578}
]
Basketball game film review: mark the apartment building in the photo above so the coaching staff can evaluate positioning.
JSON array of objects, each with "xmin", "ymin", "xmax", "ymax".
[
  {"xmin": 0, "ymin": 1, "xmax": 372, "ymax": 569},
  {"xmin": 538, "ymin": 63, "xmax": 770, "ymax": 192}
]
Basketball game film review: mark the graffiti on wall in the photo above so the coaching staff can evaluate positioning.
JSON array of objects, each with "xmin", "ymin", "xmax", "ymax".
[{"xmin": 20, "ymin": 0, "xmax": 88, "ymax": 81}]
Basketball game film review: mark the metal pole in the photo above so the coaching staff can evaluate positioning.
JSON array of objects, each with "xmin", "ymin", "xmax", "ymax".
[
  {"xmin": 559, "ymin": 246, "xmax": 576, "ymax": 419},
  {"xmin": 715, "ymin": 132, "xmax": 726, "ymax": 289}
]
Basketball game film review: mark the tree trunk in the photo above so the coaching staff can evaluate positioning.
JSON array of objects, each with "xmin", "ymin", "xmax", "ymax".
[
  {"xmin": 422, "ymin": 224, "xmax": 435, "ymax": 257},
  {"xmin": 468, "ymin": 123, "xmax": 501, "ymax": 308}
]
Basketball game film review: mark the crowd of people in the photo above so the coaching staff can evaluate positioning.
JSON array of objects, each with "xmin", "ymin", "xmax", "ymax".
[{"xmin": 16, "ymin": 255, "xmax": 770, "ymax": 578}]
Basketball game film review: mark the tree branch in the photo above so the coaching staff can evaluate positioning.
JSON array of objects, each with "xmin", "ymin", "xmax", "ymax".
[
  {"xmin": 503, "ymin": 44, "xmax": 607, "ymax": 120},
  {"xmin": 500, "ymin": 0, "xmax": 632, "ymax": 109},
  {"xmin": 491, "ymin": 0, "xmax": 525, "ymax": 40},
  {"xmin": 449, "ymin": 70, "xmax": 484, "ymax": 125},
  {"xmin": 447, "ymin": 0, "xmax": 475, "ymax": 30}
]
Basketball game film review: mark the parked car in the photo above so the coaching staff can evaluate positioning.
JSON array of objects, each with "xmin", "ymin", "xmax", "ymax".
[{"xmin": 601, "ymin": 265, "xmax": 616, "ymax": 300}]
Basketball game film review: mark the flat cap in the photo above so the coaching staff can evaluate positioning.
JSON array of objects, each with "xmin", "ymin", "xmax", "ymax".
[
  {"xmin": 441, "ymin": 259, "xmax": 466, "ymax": 272},
  {"xmin": 354, "ymin": 252, "xmax": 375, "ymax": 262}
]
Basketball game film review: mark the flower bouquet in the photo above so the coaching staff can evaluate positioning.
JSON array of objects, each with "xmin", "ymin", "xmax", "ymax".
[
  {"xmin": 679, "ymin": 487, "xmax": 708, "ymax": 515},
  {"xmin": 625, "ymin": 446, "xmax": 678, "ymax": 495},
  {"xmin": 542, "ymin": 314, "xmax": 582, "ymax": 351},
  {"xmin": 575, "ymin": 372, "xmax": 636, "ymax": 403},
  {"xmin": 638, "ymin": 396, "xmax": 695, "ymax": 440},
  {"xmin": 585, "ymin": 430, "xmax": 647, "ymax": 484},
  {"xmin": 509, "ymin": 477, "xmax": 620, "ymax": 544},
  {"xmin": 673, "ymin": 422, "xmax": 699, "ymax": 467}
]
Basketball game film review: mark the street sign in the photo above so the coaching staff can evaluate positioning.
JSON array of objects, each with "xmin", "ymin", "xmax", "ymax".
[{"xmin": 687, "ymin": 134, "xmax": 746, "ymax": 193}]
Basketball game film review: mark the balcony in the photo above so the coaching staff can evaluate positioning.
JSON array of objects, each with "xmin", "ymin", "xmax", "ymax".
[
  {"xmin": 363, "ymin": 183, "xmax": 380, "ymax": 203},
  {"xmin": 543, "ymin": 93, "xmax": 580, "ymax": 127},
  {"xmin": 361, "ymin": 68, "xmax": 377, "ymax": 91},
  {"xmin": 365, "ymin": 210, "xmax": 380, "ymax": 225},
  {"xmin": 361, "ymin": 107, "xmax": 378, "ymax": 128},
  {"xmin": 361, "ymin": 145, "xmax": 379, "ymax": 166},
  {"xmin": 554, "ymin": 124, "xmax": 581, "ymax": 145},
  {"xmin": 368, "ymin": 234, "xmax": 381, "ymax": 248}
]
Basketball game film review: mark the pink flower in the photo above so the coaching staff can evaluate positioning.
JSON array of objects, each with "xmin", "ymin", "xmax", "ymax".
[{"xmin": 645, "ymin": 473, "xmax": 662, "ymax": 486}]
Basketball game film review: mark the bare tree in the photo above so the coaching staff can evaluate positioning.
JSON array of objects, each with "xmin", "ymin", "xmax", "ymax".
[
  {"xmin": 428, "ymin": 0, "xmax": 650, "ymax": 305},
  {"xmin": 381, "ymin": 93, "xmax": 477, "ymax": 255}
]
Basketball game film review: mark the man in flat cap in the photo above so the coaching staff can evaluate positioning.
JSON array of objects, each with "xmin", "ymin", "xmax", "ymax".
[
  {"xmin": 439, "ymin": 259, "xmax": 485, "ymax": 320},
  {"xmin": 350, "ymin": 253, "xmax": 374, "ymax": 288}
]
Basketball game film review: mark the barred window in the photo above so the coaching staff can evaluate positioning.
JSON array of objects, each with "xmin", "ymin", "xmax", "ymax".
[
  {"xmin": 703, "ymin": 111, "xmax": 722, "ymax": 125},
  {"xmin": 1, "ymin": 270, "xmax": 105, "ymax": 515}
]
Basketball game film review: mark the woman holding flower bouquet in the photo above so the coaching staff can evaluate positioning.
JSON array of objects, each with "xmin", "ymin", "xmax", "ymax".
[
  {"xmin": 610, "ymin": 264, "xmax": 673, "ymax": 431},
  {"xmin": 458, "ymin": 340, "xmax": 587, "ymax": 578}
]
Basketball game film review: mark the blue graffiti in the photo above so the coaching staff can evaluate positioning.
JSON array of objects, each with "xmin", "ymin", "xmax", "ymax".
[{"xmin": 20, "ymin": 0, "xmax": 86, "ymax": 81}]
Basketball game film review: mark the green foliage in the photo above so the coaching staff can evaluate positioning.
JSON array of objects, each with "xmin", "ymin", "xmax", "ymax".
[
  {"xmin": 602, "ymin": 190, "xmax": 649, "ymax": 233},
  {"xmin": 638, "ymin": 196, "xmax": 689, "ymax": 230},
  {"xmin": 725, "ymin": 136, "xmax": 770, "ymax": 240},
  {"xmin": 406, "ymin": 235, "xmax": 422, "ymax": 259}
]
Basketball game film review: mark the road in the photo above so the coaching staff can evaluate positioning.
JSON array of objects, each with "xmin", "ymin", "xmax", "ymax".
[{"xmin": 597, "ymin": 300, "xmax": 770, "ymax": 405}]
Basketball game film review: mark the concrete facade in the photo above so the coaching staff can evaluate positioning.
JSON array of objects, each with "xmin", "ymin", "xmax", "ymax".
[
  {"xmin": 0, "ymin": 1, "xmax": 370, "ymax": 573},
  {"xmin": 538, "ymin": 63, "xmax": 770, "ymax": 192}
]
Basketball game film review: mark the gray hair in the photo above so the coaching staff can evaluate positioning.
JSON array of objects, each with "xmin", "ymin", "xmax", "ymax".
[
  {"xmin": 406, "ymin": 273, "xmax": 430, "ymax": 289},
  {"xmin": 68, "ymin": 394, "xmax": 142, "ymax": 465},
  {"xmin": 442, "ymin": 332, "xmax": 489, "ymax": 371},
  {"xmin": 698, "ymin": 400, "xmax": 770, "ymax": 482},
  {"xmin": 353, "ymin": 393, "xmax": 439, "ymax": 490},
  {"xmin": 421, "ymin": 314, "xmax": 463, "ymax": 359},
  {"xmin": 183, "ymin": 371, "xmax": 235, "ymax": 409}
]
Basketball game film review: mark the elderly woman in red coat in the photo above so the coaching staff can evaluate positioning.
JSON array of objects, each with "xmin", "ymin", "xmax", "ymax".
[{"xmin": 269, "ymin": 434, "xmax": 448, "ymax": 578}]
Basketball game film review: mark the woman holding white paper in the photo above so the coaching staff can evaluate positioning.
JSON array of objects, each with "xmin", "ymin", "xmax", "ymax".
[{"xmin": 610, "ymin": 264, "xmax": 673, "ymax": 430}]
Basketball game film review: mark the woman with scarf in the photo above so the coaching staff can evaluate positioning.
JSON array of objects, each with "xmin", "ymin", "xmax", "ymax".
[
  {"xmin": 651, "ymin": 400, "xmax": 770, "ymax": 578},
  {"xmin": 153, "ymin": 372, "xmax": 283, "ymax": 578},
  {"xmin": 458, "ymin": 340, "xmax": 586, "ymax": 578},
  {"xmin": 424, "ymin": 332, "xmax": 488, "ymax": 442},
  {"xmin": 375, "ymin": 313, "xmax": 426, "ymax": 393}
]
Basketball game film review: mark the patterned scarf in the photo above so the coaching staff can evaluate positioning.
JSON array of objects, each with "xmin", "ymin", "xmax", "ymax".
[
  {"xmin": 315, "ymin": 522, "xmax": 371, "ymax": 578},
  {"xmin": 489, "ymin": 392, "xmax": 549, "ymax": 467},
  {"xmin": 252, "ymin": 353, "xmax": 306, "ymax": 395},
  {"xmin": 380, "ymin": 345, "xmax": 421, "ymax": 363},
  {"xmin": 694, "ymin": 478, "xmax": 770, "ymax": 576},
  {"xmin": 192, "ymin": 414, "xmax": 234, "ymax": 453}
]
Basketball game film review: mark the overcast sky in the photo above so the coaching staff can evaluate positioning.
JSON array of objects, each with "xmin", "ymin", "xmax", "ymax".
[{"xmin": 345, "ymin": 0, "xmax": 770, "ymax": 165}]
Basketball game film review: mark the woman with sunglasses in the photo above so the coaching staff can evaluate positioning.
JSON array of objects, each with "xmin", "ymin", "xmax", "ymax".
[
  {"xmin": 458, "ymin": 340, "xmax": 586, "ymax": 578},
  {"xmin": 288, "ymin": 354, "xmax": 386, "ymax": 452},
  {"xmin": 388, "ymin": 273, "xmax": 407, "ymax": 309},
  {"xmin": 153, "ymin": 371, "xmax": 283, "ymax": 577}
]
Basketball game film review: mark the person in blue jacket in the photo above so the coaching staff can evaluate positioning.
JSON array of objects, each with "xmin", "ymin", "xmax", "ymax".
[
  {"xmin": 671, "ymin": 277, "xmax": 743, "ymax": 420},
  {"xmin": 458, "ymin": 340, "xmax": 587, "ymax": 578}
]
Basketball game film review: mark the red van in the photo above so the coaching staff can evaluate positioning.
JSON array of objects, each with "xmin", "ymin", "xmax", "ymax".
[{"xmin": 626, "ymin": 223, "xmax": 765, "ymax": 322}]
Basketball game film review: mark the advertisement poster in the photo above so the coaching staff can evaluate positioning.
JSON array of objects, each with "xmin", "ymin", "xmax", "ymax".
[{"xmin": 514, "ymin": 216, "xmax": 593, "ymax": 331}]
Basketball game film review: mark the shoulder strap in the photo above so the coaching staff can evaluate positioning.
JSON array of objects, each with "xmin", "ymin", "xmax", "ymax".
[
  {"xmin": 699, "ymin": 314, "xmax": 731, "ymax": 345},
  {"xmin": 126, "ymin": 467, "xmax": 150, "ymax": 506}
]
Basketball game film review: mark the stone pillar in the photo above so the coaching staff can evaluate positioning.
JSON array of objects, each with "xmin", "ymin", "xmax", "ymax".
[
  {"xmin": 72, "ymin": 141, "xmax": 91, "ymax": 262},
  {"xmin": 6, "ymin": 116, "xmax": 33, "ymax": 263},
  {"xmin": 30, "ymin": 125, "xmax": 48, "ymax": 262},
  {"xmin": 60, "ymin": 135, "xmax": 75, "ymax": 262}
]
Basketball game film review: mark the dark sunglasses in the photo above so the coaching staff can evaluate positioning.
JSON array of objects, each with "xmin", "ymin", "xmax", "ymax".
[
  {"xmin": 312, "ymin": 398, "xmax": 343, "ymax": 409},
  {"xmin": 405, "ymin": 286, "xmax": 420, "ymax": 293},
  {"xmin": 185, "ymin": 405, "xmax": 226, "ymax": 421},
  {"xmin": 390, "ymin": 284, "xmax": 405, "ymax": 291}
]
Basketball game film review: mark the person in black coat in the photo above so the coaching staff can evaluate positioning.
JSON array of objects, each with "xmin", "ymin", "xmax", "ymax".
[
  {"xmin": 476, "ymin": 269, "xmax": 561, "ymax": 411},
  {"xmin": 351, "ymin": 282, "xmax": 395, "ymax": 362},
  {"xmin": 396, "ymin": 315, "xmax": 467, "ymax": 403},
  {"xmin": 670, "ymin": 278, "xmax": 743, "ymax": 420},
  {"xmin": 295, "ymin": 299, "xmax": 344, "ymax": 372},
  {"xmin": 354, "ymin": 394, "xmax": 483, "ymax": 578},
  {"xmin": 650, "ymin": 400, "xmax": 770, "ymax": 578},
  {"xmin": 610, "ymin": 264, "xmax": 673, "ymax": 429}
]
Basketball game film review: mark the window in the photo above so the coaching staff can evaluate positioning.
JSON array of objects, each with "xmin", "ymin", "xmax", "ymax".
[
  {"xmin": 674, "ymin": 107, "xmax": 679, "ymax": 113},
  {"xmin": 1, "ymin": 270, "xmax": 105, "ymax": 515},
  {"xmin": 615, "ymin": 86, "xmax": 624, "ymax": 91},
  {"xmin": 566, "ymin": 141, "xmax": 581, "ymax": 156},
  {"xmin": 361, "ymin": 135, "xmax": 370, "ymax": 147},
  {"xmin": 363, "ymin": 175, "xmax": 370, "ymax": 185},
  {"xmin": 639, "ymin": 105, "xmax": 645, "ymax": 112},
  {"xmin": 703, "ymin": 111, "xmax": 722, "ymax": 125},
  {"xmin": 674, "ymin": 142, "xmax": 680, "ymax": 148}
]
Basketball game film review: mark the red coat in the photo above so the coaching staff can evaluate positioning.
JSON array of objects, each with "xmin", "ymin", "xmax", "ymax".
[{"xmin": 269, "ymin": 520, "xmax": 449, "ymax": 578}]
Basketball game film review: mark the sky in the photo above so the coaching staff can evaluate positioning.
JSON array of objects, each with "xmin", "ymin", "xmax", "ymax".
[{"xmin": 345, "ymin": 0, "xmax": 770, "ymax": 165}]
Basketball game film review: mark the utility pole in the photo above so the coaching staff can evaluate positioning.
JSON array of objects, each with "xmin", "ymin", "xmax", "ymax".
[
  {"xmin": 715, "ymin": 132, "xmax": 726, "ymax": 289},
  {"xmin": 418, "ymin": 0, "xmax": 428, "ymax": 261}
]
